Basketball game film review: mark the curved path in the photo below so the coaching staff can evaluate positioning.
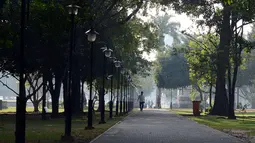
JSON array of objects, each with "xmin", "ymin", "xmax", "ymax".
[{"xmin": 91, "ymin": 109, "xmax": 243, "ymax": 143}]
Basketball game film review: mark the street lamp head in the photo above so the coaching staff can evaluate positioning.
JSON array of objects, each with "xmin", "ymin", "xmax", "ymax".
[
  {"xmin": 85, "ymin": 28, "xmax": 99, "ymax": 42},
  {"xmin": 66, "ymin": 4, "xmax": 81, "ymax": 15},
  {"xmin": 114, "ymin": 60, "xmax": 121, "ymax": 68},
  {"xmin": 107, "ymin": 75, "xmax": 113, "ymax": 80},
  {"xmin": 104, "ymin": 48, "xmax": 113, "ymax": 58},
  {"xmin": 1, "ymin": 20, "xmax": 8, "ymax": 23}
]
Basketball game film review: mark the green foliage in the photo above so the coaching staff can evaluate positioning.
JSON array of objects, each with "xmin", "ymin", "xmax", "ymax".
[
  {"xmin": 154, "ymin": 50, "xmax": 190, "ymax": 89},
  {"xmin": 153, "ymin": 14, "xmax": 190, "ymax": 89},
  {"xmin": 152, "ymin": 14, "xmax": 183, "ymax": 48},
  {"xmin": 190, "ymin": 87, "xmax": 199, "ymax": 101},
  {"xmin": 185, "ymin": 34, "xmax": 218, "ymax": 87},
  {"xmin": 0, "ymin": 0, "xmax": 160, "ymax": 85}
]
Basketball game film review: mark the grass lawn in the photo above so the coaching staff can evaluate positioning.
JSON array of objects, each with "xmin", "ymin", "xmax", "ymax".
[
  {"xmin": 0, "ymin": 106, "xmax": 115, "ymax": 113},
  {"xmin": 0, "ymin": 107, "xmax": 65, "ymax": 113},
  {"xmin": 171, "ymin": 108, "xmax": 193, "ymax": 115},
  {"xmin": 190, "ymin": 116, "xmax": 255, "ymax": 136},
  {"xmin": 0, "ymin": 111, "xmax": 129, "ymax": 143},
  {"xmin": 171, "ymin": 108, "xmax": 255, "ymax": 138}
]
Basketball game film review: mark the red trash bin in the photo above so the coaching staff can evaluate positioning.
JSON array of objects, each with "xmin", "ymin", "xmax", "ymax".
[{"xmin": 192, "ymin": 101, "xmax": 201, "ymax": 116}]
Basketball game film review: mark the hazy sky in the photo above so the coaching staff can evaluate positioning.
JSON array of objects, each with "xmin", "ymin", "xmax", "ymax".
[
  {"xmin": 140, "ymin": 9, "xmax": 194, "ymax": 61},
  {"xmin": 140, "ymin": 8, "xmax": 252, "ymax": 61}
]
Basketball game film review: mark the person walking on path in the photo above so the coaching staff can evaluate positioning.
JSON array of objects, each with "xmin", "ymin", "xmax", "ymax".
[{"xmin": 137, "ymin": 91, "xmax": 145, "ymax": 111}]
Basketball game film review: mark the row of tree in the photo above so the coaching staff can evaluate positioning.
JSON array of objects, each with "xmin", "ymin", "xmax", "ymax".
[
  {"xmin": 154, "ymin": 0, "xmax": 255, "ymax": 118},
  {"xmin": 0, "ymin": 0, "xmax": 160, "ymax": 117}
]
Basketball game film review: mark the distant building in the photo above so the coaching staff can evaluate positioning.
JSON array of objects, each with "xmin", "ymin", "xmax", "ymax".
[{"xmin": 177, "ymin": 86, "xmax": 192, "ymax": 108}]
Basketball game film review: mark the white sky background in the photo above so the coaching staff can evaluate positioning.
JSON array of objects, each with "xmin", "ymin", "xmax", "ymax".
[
  {"xmin": 139, "ymin": 7, "xmax": 252, "ymax": 62},
  {"xmin": 139, "ymin": 8, "xmax": 195, "ymax": 61}
]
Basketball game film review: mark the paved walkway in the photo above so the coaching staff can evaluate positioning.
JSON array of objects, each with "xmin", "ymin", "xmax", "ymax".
[{"xmin": 91, "ymin": 109, "xmax": 243, "ymax": 143}]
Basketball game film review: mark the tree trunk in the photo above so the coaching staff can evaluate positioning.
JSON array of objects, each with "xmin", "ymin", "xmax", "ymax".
[
  {"xmin": 156, "ymin": 87, "xmax": 161, "ymax": 108},
  {"xmin": 228, "ymin": 22, "xmax": 241, "ymax": 119},
  {"xmin": 42, "ymin": 73, "xmax": 47, "ymax": 120},
  {"xmin": 211, "ymin": 6, "xmax": 231, "ymax": 116},
  {"xmin": 63, "ymin": 75, "xmax": 67, "ymax": 115},
  {"xmin": 228, "ymin": 64, "xmax": 236, "ymax": 119},
  {"xmin": 32, "ymin": 101, "xmax": 39, "ymax": 112},
  {"xmin": 236, "ymin": 87, "xmax": 239, "ymax": 109},
  {"xmin": 51, "ymin": 95, "xmax": 59, "ymax": 117},
  {"xmin": 80, "ymin": 81, "xmax": 84, "ymax": 113},
  {"xmin": 50, "ymin": 71, "xmax": 62, "ymax": 118},
  {"xmin": 46, "ymin": 93, "xmax": 50, "ymax": 109},
  {"xmin": 209, "ymin": 83, "xmax": 213, "ymax": 108},
  {"xmin": 97, "ymin": 89, "xmax": 102, "ymax": 112}
]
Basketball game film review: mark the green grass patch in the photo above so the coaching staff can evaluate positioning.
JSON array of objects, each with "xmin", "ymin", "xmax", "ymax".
[
  {"xmin": 171, "ymin": 108, "xmax": 193, "ymax": 115},
  {"xmin": 172, "ymin": 108, "xmax": 255, "ymax": 137},
  {"xmin": 189, "ymin": 116, "xmax": 255, "ymax": 135},
  {"xmin": 1, "ymin": 107, "xmax": 35, "ymax": 113},
  {"xmin": 0, "ymin": 111, "xmax": 129, "ymax": 143},
  {"xmin": 0, "ymin": 107, "xmax": 65, "ymax": 113}
]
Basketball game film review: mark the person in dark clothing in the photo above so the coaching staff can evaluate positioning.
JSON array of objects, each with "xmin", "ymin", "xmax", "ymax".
[{"xmin": 137, "ymin": 91, "xmax": 145, "ymax": 111}]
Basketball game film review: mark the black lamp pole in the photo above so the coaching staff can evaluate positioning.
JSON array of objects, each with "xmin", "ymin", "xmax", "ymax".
[
  {"xmin": 115, "ymin": 67, "xmax": 120, "ymax": 116},
  {"xmin": 129, "ymin": 83, "xmax": 132, "ymax": 111},
  {"xmin": 65, "ymin": 12, "xmax": 75, "ymax": 138},
  {"xmin": 64, "ymin": 5, "xmax": 80, "ymax": 136},
  {"xmin": 120, "ymin": 74, "xmax": 123, "ymax": 115},
  {"xmin": 123, "ymin": 77, "xmax": 125, "ymax": 114},
  {"xmin": 128, "ymin": 83, "xmax": 130, "ymax": 112},
  {"xmin": 109, "ymin": 62, "xmax": 114, "ymax": 119},
  {"xmin": 127, "ymin": 80, "xmax": 129, "ymax": 113},
  {"xmin": 131, "ymin": 86, "xmax": 133, "ymax": 110},
  {"xmin": 85, "ymin": 26, "xmax": 99, "ymax": 130},
  {"xmin": 87, "ymin": 40, "xmax": 94, "ymax": 129},
  {"xmin": 99, "ymin": 52, "xmax": 106, "ymax": 124},
  {"xmin": 15, "ymin": 0, "xmax": 26, "ymax": 142},
  {"xmin": 125, "ymin": 78, "xmax": 127, "ymax": 114},
  {"xmin": 127, "ymin": 81, "xmax": 129, "ymax": 113}
]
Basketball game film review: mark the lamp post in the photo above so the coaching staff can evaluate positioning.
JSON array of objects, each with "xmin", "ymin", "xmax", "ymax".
[
  {"xmin": 114, "ymin": 60, "xmax": 121, "ymax": 116},
  {"xmin": 63, "ymin": 4, "xmax": 80, "ymax": 138},
  {"xmin": 170, "ymin": 89, "xmax": 173, "ymax": 110},
  {"xmin": 124, "ymin": 74, "xmax": 128, "ymax": 114},
  {"xmin": 99, "ymin": 46, "xmax": 112, "ymax": 124},
  {"xmin": 108, "ymin": 57, "xmax": 116, "ymax": 119},
  {"xmin": 126, "ymin": 75, "xmax": 131, "ymax": 113},
  {"xmin": 85, "ymin": 28, "xmax": 99, "ymax": 129},
  {"xmin": 107, "ymin": 73, "xmax": 113, "ymax": 119},
  {"xmin": 128, "ymin": 80, "xmax": 131, "ymax": 112},
  {"xmin": 123, "ymin": 76, "xmax": 126, "ymax": 114},
  {"xmin": 120, "ymin": 69, "xmax": 125, "ymax": 115},
  {"xmin": 16, "ymin": 0, "xmax": 26, "ymax": 143},
  {"xmin": 128, "ymin": 77, "xmax": 133, "ymax": 111}
]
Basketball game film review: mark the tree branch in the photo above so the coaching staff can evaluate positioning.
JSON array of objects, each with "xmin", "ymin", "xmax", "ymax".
[
  {"xmin": 103, "ymin": 0, "xmax": 144, "ymax": 29},
  {"xmin": 0, "ymin": 80, "xmax": 18, "ymax": 95},
  {"xmin": 26, "ymin": 83, "xmax": 43, "ymax": 100},
  {"xmin": 118, "ymin": 0, "xmax": 143, "ymax": 25},
  {"xmin": 95, "ymin": 0, "xmax": 118, "ymax": 25},
  {"xmin": 11, "ymin": 75, "xmax": 19, "ymax": 81},
  {"xmin": 234, "ymin": 21, "xmax": 255, "ymax": 32}
]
